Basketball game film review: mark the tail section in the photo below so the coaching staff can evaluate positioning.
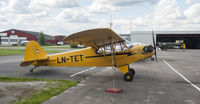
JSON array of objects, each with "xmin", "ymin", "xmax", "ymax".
[{"xmin": 20, "ymin": 41, "xmax": 48, "ymax": 67}]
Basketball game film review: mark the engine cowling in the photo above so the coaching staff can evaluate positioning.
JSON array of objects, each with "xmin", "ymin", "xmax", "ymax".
[{"xmin": 143, "ymin": 45, "xmax": 153, "ymax": 52}]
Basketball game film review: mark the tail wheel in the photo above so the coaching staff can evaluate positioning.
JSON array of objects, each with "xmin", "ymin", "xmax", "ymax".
[
  {"xmin": 129, "ymin": 68, "xmax": 135, "ymax": 76},
  {"xmin": 30, "ymin": 69, "xmax": 33, "ymax": 72},
  {"xmin": 29, "ymin": 66, "xmax": 37, "ymax": 72},
  {"xmin": 124, "ymin": 72, "xmax": 133, "ymax": 81}
]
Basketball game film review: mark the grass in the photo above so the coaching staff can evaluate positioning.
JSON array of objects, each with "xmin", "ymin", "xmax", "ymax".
[
  {"xmin": 16, "ymin": 80, "xmax": 77, "ymax": 104},
  {"xmin": 0, "ymin": 45, "xmax": 70, "ymax": 49},
  {"xmin": 0, "ymin": 45, "xmax": 85, "ymax": 49},
  {"xmin": 0, "ymin": 76, "xmax": 51, "ymax": 82},
  {"xmin": 45, "ymin": 50, "xmax": 66, "ymax": 53},
  {"xmin": 42, "ymin": 46, "xmax": 86, "ymax": 50},
  {"xmin": 0, "ymin": 49, "xmax": 66, "ymax": 56},
  {"xmin": 0, "ymin": 49, "xmax": 25, "ymax": 56},
  {"xmin": 0, "ymin": 76, "xmax": 78, "ymax": 104},
  {"xmin": 0, "ymin": 45, "xmax": 25, "ymax": 47},
  {"xmin": 42, "ymin": 45, "xmax": 71, "ymax": 49}
]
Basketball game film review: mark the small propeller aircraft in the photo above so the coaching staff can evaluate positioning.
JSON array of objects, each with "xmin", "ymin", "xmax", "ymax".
[{"xmin": 20, "ymin": 28, "xmax": 156, "ymax": 81}]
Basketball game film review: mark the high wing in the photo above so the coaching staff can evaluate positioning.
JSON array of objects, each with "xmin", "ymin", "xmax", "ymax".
[{"xmin": 63, "ymin": 28, "xmax": 124, "ymax": 48}]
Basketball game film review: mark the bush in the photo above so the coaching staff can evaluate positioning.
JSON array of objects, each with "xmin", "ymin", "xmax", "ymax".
[{"xmin": 70, "ymin": 44, "xmax": 78, "ymax": 48}]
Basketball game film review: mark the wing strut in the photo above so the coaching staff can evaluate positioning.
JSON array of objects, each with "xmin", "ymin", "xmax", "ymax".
[{"xmin": 105, "ymin": 38, "xmax": 123, "ymax": 93}]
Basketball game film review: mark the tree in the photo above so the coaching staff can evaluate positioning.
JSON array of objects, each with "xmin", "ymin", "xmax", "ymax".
[{"xmin": 38, "ymin": 31, "xmax": 45, "ymax": 45}]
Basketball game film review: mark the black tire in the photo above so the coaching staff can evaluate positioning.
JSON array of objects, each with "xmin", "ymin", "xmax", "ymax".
[
  {"xmin": 30, "ymin": 69, "xmax": 33, "ymax": 72},
  {"xmin": 124, "ymin": 72, "xmax": 133, "ymax": 81},
  {"xmin": 130, "ymin": 68, "xmax": 135, "ymax": 76},
  {"xmin": 151, "ymin": 57, "xmax": 154, "ymax": 61}
]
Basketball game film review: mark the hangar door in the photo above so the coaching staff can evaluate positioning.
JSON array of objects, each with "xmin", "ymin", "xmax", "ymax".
[{"xmin": 157, "ymin": 34, "xmax": 200, "ymax": 49}]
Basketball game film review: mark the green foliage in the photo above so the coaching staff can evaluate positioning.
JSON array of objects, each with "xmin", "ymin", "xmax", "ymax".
[
  {"xmin": 0, "ymin": 76, "xmax": 51, "ymax": 82},
  {"xmin": 38, "ymin": 31, "xmax": 46, "ymax": 45},
  {"xmin": 42, "ymin": 45, "xmax": 70, "ymax": 49},
  {"xmin": 45, "ymin": 50, "xmax": 65, "ymax": 53},
  {"xmin": 70, "ymin": 43, "xmax": 78, "ymax": 48},
  {"xmin": 0, "ymin": 49, "xmax": 65, "ymax": 56},
  {"xmin": 15, "ymin": 80, "xmax": 78, "ymax": 104},
  {"xmin": 0, "ymin": 49, "xmax": 25, "ymax": 56},
  {"xmin": 0, "ymin": 76, "xmax": 78, "ymax": 104}
]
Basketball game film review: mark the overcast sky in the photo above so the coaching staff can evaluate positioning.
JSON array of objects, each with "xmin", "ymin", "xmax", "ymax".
[{"xmin": 0, "ymin": 0, "xmax": 200, "ymax": 36}]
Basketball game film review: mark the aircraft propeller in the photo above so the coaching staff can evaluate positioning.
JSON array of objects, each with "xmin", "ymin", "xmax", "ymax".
[{"xmin": 152, "ymin": 30, "xmax": 157, "ymax": 62}]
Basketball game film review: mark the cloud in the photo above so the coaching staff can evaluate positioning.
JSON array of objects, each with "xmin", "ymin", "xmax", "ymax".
[
  {"xmin": 186, "ymin": 0, "xmax": 192, "ymax": 4},
  {"xmin": 110, "ymin": 0, "xmax": 158, "ymax": 7},
  {"xmin": 1, "ymin": 0, "xmax": 80, "ymax": 14},
  {"xmin": 4, "ymin": 0, "xmax": 31, "ymax": 14},
  {"xmin": 56, "ymin": 8, "xmax": 90, "ymax": 23},
  {"xmin": 0, "ymin": 16, "xmax": 7, "ymax": 22},
  {"xmin": 89, "ymin": 0, "xmax": 120, "ymax": 13},
  {"xmin": 1, "ymin": 0, "xmax": 200, "ymax": 36},
  {"xmin": 184, "ymin": 3, "xmax": 200, "ymax": 24},
  {"xmin": 0, "ymin": 2, "xmax": 6, "ymax": 7},
  {"xmin": 89, "ymin": 0, "xmax": 158, "ymax": 13},
  {"xmin": 154, "ymin": 0, "xmax": 185, "ymax": 20},
  {"xmin": 184, "ymin": 3, "xmax": 200, "ymax": 17},
  {"xmin": 30, "ymin": 0, "xmax": 79, "ymax": 8},
  {"xmin": 152, "ymin": 0, "xmax": 187, "ymax": 30}
]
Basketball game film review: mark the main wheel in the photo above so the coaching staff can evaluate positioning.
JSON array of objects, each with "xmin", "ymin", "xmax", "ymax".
[
  {"xmin": 151, "ymin": 57, "xmax": 154, "ymax": 61},
  {"xmin": 124, "ymin": 72, "xmax": 133, "ymax": 81},
  {"xmin": 129, "ymin": 68, "xmax": 135, "ymax": 76}
]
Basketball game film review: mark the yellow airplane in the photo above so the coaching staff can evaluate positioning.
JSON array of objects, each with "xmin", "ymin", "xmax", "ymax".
[{"xmin": 20, "ymin": 28, "xmax": 155, "ymax": 81}]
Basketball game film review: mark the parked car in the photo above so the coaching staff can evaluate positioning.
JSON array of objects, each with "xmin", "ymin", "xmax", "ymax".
[
  {"xmin": 20, "ymin": 41, "xmax": 29, "ymax": 45},
  {"xmin": 57, "ymin": 41, "xmax": 64, "ymax": 45}
]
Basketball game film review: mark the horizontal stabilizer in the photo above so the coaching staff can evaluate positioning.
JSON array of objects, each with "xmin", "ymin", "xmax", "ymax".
[
  {"xmin": 20, "ymin": 61, "xmax": 34, "ymax": 67},
  {"xmin": 20, "ymin": 58, "xmax": 48, "ymax": 67}
]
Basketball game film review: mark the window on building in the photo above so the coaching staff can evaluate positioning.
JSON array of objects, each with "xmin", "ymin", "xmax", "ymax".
[
  {"xmin": 1, "ymin": 39, "xmax": 8, "ymax": 42},
  {"xmin": 19, "ymin": 39, "xmax": 27, "ymax": 42},
  {"xmin": 10, "ymin": 39, "xmax": 18, "ymax": 42}
]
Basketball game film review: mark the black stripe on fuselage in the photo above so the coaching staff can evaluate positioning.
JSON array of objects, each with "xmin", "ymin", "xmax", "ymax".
[{"xmin": 85, "ymin": 52, "xmax": 136, "ymax": 58}]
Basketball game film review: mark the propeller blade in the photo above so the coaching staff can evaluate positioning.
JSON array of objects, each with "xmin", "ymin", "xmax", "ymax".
[{"xmin": 152, "ymin": 30, "xmax": 157, "ymax": 62}]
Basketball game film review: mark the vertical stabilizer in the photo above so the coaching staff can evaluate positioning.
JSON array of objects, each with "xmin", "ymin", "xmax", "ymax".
[{"xmin": 24, "ymin": 41, "xmax": 48, "ymax": 61}]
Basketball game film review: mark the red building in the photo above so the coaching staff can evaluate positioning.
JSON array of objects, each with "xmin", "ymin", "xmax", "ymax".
[
  {"xmin": 0, "ymin": 29, "xmax": 66, "ymax": 45},
  {"xmin": 55, "ymin": 35, "xmax": 66, "ymax": 44}
]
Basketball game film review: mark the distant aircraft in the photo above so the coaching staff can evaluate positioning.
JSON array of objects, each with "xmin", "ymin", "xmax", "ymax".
[{"xmin": 20, "ymin": 28, "xmax": 156, "ymax": 81}]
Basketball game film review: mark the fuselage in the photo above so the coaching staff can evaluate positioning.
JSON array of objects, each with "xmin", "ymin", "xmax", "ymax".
[{"xmin": 34, "ymin": 45, "xmax": 154, "ymax": 67}]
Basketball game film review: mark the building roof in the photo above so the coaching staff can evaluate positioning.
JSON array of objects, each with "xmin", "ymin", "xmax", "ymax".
[
  {"xmin": 0, "ymin": 29, "xmax": 54, "ymax": 37},
  {"xmin": 131, "ymin": 31, "xmax": 200, "ymax": 35},
  {"xmin": 18, "ymin": 29, "xmax": 50, "ymax": 36}
]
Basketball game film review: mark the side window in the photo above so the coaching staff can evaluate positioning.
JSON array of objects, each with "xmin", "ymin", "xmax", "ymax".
[
  {"xmin": 95, "ymin": 46, "xmax": 111, "ymax": 54},
  {"xmin": 95, "ymin": 42, "xmax": 129, "ymax": 55}
]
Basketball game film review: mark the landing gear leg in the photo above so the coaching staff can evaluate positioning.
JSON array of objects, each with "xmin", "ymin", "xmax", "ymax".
[
  {"xmin": 29, "ymin": 66, "xmax": 37, "ymax": 72},
  {"xmin": 129, "ymin": 68, "xmax": 135, "ymax": 76}
]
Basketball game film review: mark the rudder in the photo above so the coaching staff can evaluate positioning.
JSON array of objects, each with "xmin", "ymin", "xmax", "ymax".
[{"xmin": 20, "ymin": 41, "xmax": 48, "ymax": 67}]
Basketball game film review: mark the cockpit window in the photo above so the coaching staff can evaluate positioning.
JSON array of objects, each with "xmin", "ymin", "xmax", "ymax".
[{"xmin": 96, "ymin": 42, "xmax": 129, "ymax": 55}]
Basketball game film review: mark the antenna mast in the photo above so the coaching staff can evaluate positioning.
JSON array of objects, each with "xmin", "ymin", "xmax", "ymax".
[
  {"xmin": 109, "ymin": 15, "xmax": 112, "ymax": 29},
  {"xmin": 130, "ymin": 19, "xmax": 132, "ymax": 33}
]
